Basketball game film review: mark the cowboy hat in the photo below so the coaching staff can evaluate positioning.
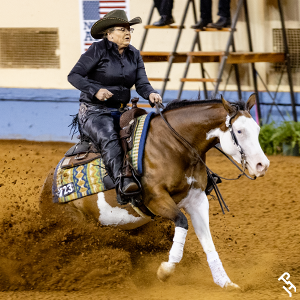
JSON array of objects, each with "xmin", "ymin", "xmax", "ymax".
[{"xmin": 91, "ymin": 10, "xmax": 142, "ymax": 39}]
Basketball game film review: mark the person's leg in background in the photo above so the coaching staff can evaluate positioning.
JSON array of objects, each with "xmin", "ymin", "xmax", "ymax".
[
  {"xmin": 153, "ymin": 0, "xmax": 175, "ymax": 26},
  {"xmin": 191, "ymin": 0, "xmax": 212, "ymax": 30},
  {"xmin": 207, "ymin": 0, "xmax": 231, "ymax": 28}
]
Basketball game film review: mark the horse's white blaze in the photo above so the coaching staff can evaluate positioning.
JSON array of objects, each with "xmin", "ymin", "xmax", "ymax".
[
  {"xmin": 178, "ymin": 189, "xmax": 237, "ymax": 288},
  {"xmin": 97, "ymin": 192, "xmax": 145, "ymax": 227},
  {"xmin": 206, "ymin": 128, "xmax": 222, "ymax": 141},
  {"xmin": 207, "ymin": 116, "xmax": 269, "ymax": 177}
]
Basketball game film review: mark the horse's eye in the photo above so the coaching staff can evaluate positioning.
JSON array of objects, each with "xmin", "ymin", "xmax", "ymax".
[{"xmin": 237, "ymin": 130, "xmax": 242, "ymax": 134}]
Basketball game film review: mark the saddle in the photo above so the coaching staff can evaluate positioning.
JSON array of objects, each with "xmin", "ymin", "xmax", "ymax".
[
  {"xmin": 62, "ymin": 142, "xmax": 99, "ymax": 167},
  {"xmin": 60, "ymin": 98, "xmax": 150, "ymax": 211},
  {"xmin": 62, "ymin": 97, "xmax": 146, "ymax": 170}
]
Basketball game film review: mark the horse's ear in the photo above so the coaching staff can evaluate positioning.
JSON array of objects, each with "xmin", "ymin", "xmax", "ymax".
[
  {"xmin": 246, "ymin": 93, "xmax": 256, "ymax": 111},
  {"xmin": 221, "ymin": 95, "xmax": 236, "ymax": 115}
]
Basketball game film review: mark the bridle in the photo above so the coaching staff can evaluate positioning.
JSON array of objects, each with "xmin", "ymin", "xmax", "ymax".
[
  {"xmin": 155, "ymin": 102, "xmax": 256, "ymax": 214},
  {"xmin": 223, "ymin": 105, "xmax": 256, "ymax": 180}
]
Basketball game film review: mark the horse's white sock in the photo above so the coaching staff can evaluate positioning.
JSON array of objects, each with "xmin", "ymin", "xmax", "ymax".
[
  {"xmin": 169, "ymin": 227, "xmax": 188, "ymax": 263},
  {"xmin": 207, "ymin": 251, "xmax": 230, "ymax": 288}
]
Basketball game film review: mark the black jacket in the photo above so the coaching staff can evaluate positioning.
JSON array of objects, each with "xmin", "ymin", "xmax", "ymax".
[{"xmin": 68, "ymin": 39, "xmax": 157, "ymax": 108}]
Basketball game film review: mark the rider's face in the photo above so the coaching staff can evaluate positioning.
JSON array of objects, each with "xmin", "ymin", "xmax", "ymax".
[{"xmin": 108, "ymin": 26, "xmax": 131, "ymax": 50}]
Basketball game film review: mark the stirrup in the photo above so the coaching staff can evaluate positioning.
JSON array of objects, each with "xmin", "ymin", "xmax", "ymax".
[
  {"xmin": 116, "ymin": 173, "xmax": 142, "ymax": 205},
  {"xmin": 122, "ymin": 179, "xmax": 139, "ymax": 194},
  {"xmin": 116, "ymin": 191, "xmax": 130, "ymax": 206},
  {"xmin": 118, "ymin": 172, "xmax": 142, "ymax": 197}
]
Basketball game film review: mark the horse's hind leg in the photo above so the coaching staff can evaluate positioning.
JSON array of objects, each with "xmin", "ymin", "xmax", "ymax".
[
  {"xmin": 146, "ymin": 193, "xmax": 188, "ymax": 282},
  {"xmin": 179, "ymin": 188, "xmax": 240, "ymax": 289},
  {"xmin": 39, "ymin": 170, "xmax": 87, "ymax": 224}
]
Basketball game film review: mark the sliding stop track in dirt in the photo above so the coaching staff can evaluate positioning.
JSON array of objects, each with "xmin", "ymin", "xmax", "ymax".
[{"xmin": 0, "ymin": 140, "xmax": 299, "ymax": 300}]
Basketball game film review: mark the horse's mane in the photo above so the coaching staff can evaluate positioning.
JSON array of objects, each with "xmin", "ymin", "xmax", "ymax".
[{"xmin": 162, "ymin": 98, "xmax": 246, "ymax": 113}]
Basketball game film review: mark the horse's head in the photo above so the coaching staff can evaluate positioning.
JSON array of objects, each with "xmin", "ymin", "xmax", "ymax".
[{"xmin": 209, "ymin": 94, "xmax": 269, "ymax": 178}]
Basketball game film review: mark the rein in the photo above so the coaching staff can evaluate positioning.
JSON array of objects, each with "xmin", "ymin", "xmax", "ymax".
[
  {"xmin": 155, "ymin": 102, "xmax": 256, "ymax": 214},
  {"xmin": 213, "ymin": 145, "xmax": 256, "ymax": 181}
]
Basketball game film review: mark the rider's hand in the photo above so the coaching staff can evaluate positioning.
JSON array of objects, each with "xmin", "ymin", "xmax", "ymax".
[
  {"xmin": 149, "ymin": 93, "xmax": 162, "ymax": 104},
  {"xmin": 95, "ymin": 89, "xmax": 113, "ymax": 101}
]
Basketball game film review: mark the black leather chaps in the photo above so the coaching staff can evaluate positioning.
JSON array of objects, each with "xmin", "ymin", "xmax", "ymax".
[{"xmin": 78, "ymin": 102, "xmax": 123, "ymax": 183}]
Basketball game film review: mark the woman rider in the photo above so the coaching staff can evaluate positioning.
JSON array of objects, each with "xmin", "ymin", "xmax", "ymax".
[{"xmin": 68, "ymin": 10, "xmax": 162, "ymax": 201}]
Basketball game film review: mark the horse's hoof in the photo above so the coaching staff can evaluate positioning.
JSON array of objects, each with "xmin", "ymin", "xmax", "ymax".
[
  {"xmin": 157, "ymin": 262, "xmax": 175, "ymax": 282},
  {"xmin": 224, "ymin": 281, "xmax": 240, "ymax": 290}
]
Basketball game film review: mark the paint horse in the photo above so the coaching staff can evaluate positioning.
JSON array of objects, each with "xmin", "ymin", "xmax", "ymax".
[{"xmin": 39, "ymin": 95, "xmax": 269, "ymax": 289}]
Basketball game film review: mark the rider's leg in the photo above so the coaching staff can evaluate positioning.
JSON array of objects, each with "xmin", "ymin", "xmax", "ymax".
[
  {"xmin": 179, "ymin": 188, "xmax": 239, "ymax": 289},
  {"xmin": 78, "ymin": 105, "xmax": 138, "ymax": 195}
]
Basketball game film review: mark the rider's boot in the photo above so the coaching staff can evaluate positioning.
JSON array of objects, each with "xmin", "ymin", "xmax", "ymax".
[
  {"xmin": 107, "ymin": 158, "xmax": 139, "ymax": 194},
  {"xmin": 102, "ymin": 144, "xmax": 139, "ymax": 205},
  {"xmin": 122, "ymin": 177, "xmax": 139, "ymax": 193}
]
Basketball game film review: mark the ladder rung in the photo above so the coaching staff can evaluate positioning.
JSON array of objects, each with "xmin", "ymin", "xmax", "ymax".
[
  {"xmin": 144, "ymin": 25, "xmax": 185, "ymax": 29},
  {"xmin": 180, "ymin": 78, "xmax": 219, "ymax": 82},
  {"xmin": 140, "ymin": 51, "xmax": 188, "ymax": 63},
  {"xmin": 195, "ymin": 28, "xmax": 236, "ymax": 32},
  {"xmin": 147, "ymin": 78, "xmax": 170, "ymax": 81},
  {"xmin": 188, "ymin": 52, "xmax": 223, "ymax": 63},
  {"xmin": 187, "ymin": 52, "xmax": 285, "ymax": 64},
  {"xmin": 226, "ymin": 52, "xmax": 285, "ymax": 63},
  {"xmin": 189, "ymin": 51, "xmax": 224, "ymax": 56}
]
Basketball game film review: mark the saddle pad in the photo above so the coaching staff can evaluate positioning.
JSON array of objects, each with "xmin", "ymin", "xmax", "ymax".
[
  {"xmin": 128, "ymin": 112, "xmax": 154, "ymax": 175},
  {"xmin": 52, "ymin": 157, "xmax": 107, "ymax": 203},
  {"xmin": 52, "ymin": 111, "xmax": 154, "ymax": 203}
]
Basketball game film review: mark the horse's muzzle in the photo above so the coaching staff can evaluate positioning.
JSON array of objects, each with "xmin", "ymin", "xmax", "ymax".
[
  {"xmin": 254, "ymin": 161, "xmax": 269, "ymax": 177},
  {"xmin": 246, "ymin": 160, "xmax": 269, "ymax": 177}
]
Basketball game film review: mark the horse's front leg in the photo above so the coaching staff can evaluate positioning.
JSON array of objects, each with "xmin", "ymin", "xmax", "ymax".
[
  {"xmin": 146, "ymin": 191, "xmax": 188, "ymax": 282},
  {"xmin": 179, "ymin": 188, "xmax": 240, "ymax": 289}
]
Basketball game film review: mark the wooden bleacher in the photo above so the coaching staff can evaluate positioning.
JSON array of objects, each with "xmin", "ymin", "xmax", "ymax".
[
  {"xmin": 140, "ymin": 52, "xmax": 188, "ymax": 63},
  {"xmin": 141, "ymin": 51, "xmax": 285, "ymax": 64},
  {"xmin": 144, "ymin": 25, "xmax": 185, "ymax": 29},
  {"xmin": 139, "ymin": 0, "xmax": 297, "ymax": 122}
]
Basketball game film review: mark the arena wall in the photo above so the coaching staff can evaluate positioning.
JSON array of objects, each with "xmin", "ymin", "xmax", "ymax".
[
  {"xmin": 0, "ymin": 0, "xmax": 300, "ymax": 141},
  {"xmin": 0, "ymin": 0, "xmax": 299, "ymax": 92}
]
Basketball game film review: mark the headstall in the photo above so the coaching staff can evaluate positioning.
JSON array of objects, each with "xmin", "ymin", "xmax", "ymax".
[{"xmin": 222, "ymin": 105, "xmax": 256, "ymax": 180}]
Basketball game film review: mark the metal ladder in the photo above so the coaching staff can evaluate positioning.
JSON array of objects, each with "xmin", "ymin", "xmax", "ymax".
[
  {"xmin": 177, "ymin": 0, "xmax": 297, "ymax": 123},
  {"xmin": 139, "ymin": 0, "xmax": 199, "ymax": 98}
]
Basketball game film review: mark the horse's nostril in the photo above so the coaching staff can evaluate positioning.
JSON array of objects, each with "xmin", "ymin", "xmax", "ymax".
[{"xmin": 256, "ymin": 163, "xmax": 264, "ymax": 172}]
